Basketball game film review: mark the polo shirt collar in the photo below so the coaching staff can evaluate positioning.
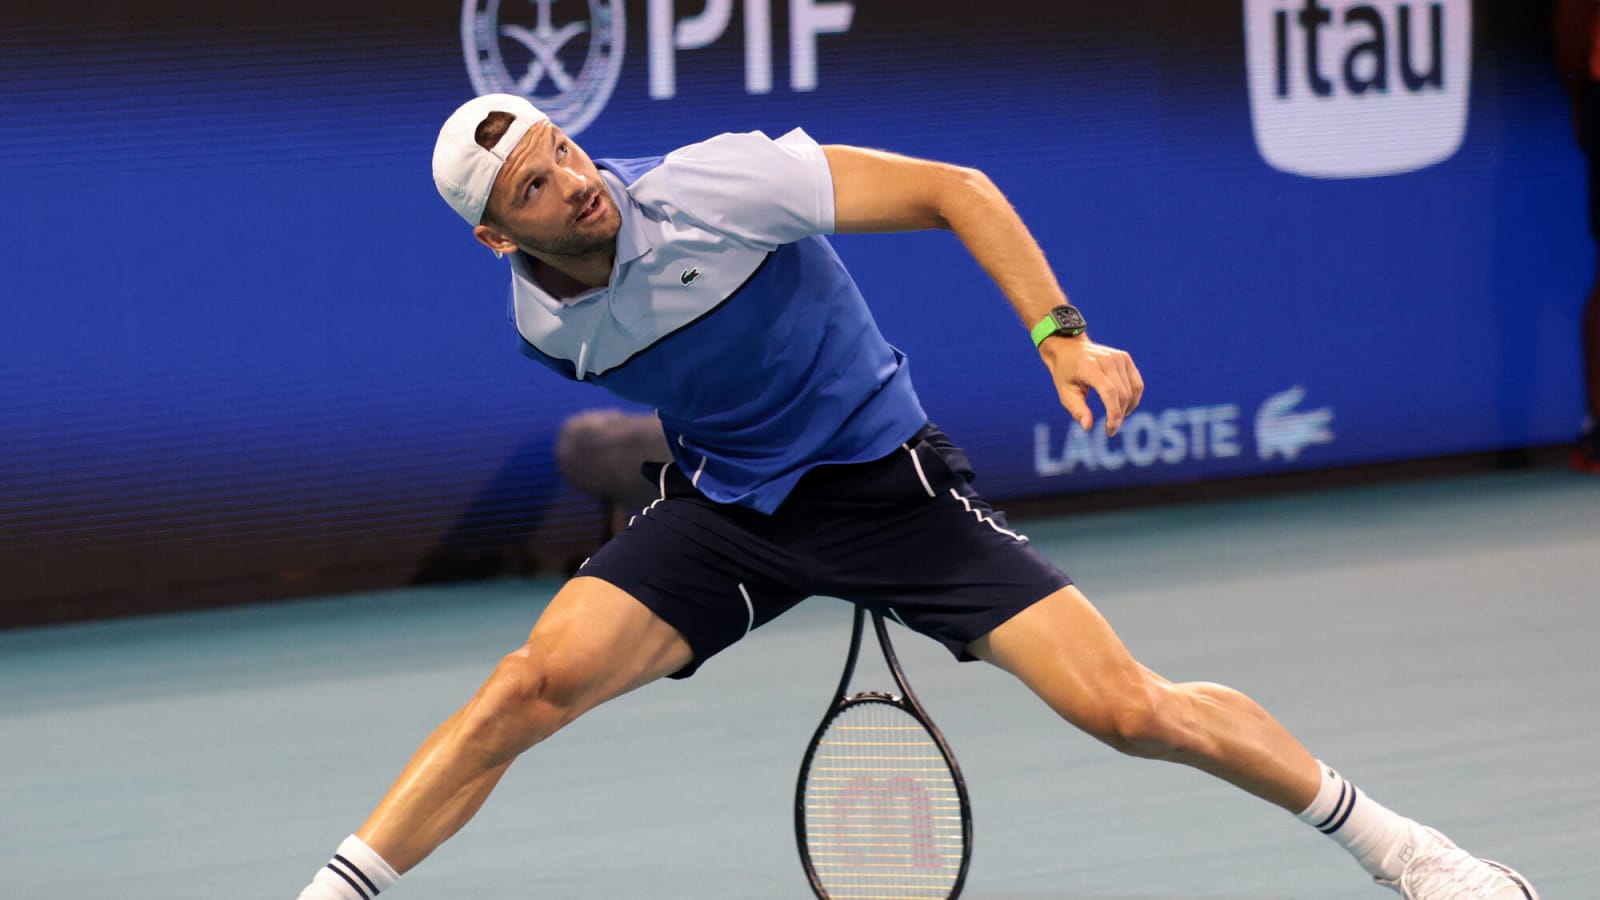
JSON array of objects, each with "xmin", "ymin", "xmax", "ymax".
[{"xmin": 602, "ymin": 168, "xmax": 654, "ymax": 268}]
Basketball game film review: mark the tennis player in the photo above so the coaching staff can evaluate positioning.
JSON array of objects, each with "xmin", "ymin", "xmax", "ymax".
[{"xmin": 295, "ymin": 94, "xmax": 1537, "ymax": 900}]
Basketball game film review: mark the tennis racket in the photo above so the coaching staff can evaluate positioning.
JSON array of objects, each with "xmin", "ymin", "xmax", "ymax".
[{"xmin": 795, "ymin": 605, "xmax": 973, "ymax": 900}]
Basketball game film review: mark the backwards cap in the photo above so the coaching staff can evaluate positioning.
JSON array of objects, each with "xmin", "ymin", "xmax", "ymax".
[{"xmin": 432, "ymin": 93, "xmax": 550, "ymax": 225}]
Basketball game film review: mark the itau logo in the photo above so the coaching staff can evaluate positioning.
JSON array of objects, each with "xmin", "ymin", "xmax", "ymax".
[{"xmin": 1243, "ymin": 0, "xmax": 1471, "ymax": 178}]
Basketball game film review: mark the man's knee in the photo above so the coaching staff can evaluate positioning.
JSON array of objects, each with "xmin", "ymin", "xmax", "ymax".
[
  {"xmin": 458, "ymin": 646, "xmax": 593, "ymax": 764},
  {"xmin": 1095, "ymin": 680, "xmax": 1198, "ymax": 761}
]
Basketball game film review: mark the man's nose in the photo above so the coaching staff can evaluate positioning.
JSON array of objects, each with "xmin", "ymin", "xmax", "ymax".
[{"xmin": 558, "ymin": 168, "xmax": 588, "ymax": 201}]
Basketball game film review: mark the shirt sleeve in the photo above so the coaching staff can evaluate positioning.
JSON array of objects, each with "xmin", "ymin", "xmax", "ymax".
[{"xmin": 638, "ymin": 128, "xmax": 836, "ymax": 248}]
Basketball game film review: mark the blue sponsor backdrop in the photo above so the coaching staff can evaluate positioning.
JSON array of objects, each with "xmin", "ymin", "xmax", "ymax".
[{"xmin": 0, "ymin": 2, "xmax": 1587, "ymax": 612}]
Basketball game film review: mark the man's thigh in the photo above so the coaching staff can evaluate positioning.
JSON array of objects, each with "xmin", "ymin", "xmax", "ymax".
[
  {"xmin": 522, "ymin": 575, "xmax": 698, "ymax": 705},
  {"xmin": 964, "ymin": 584, "xmax": 1150, "ymax": 733},
  {"xmin": 574, "ymin": 481, "xmax": 810, "ymax": 678},
  {"xmin": 799, "ymin": 428, "xmax": 1072, "ymax": 662}
]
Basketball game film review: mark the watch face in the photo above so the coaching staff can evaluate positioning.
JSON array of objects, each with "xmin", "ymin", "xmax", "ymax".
[{"xmin": 1053, "ymin": 307, "xmax": 1086, "ymax": 331}]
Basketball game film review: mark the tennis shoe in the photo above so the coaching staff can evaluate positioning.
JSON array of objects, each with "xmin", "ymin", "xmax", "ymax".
[{"xmin": 1375, "ymin": 827, "xmax": 1537, "ymax": 900}]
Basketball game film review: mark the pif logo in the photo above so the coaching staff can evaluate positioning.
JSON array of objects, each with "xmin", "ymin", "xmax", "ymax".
[{"xmin": 1243, "ymin": 1, "xmax": 1471, "ymax": 178}]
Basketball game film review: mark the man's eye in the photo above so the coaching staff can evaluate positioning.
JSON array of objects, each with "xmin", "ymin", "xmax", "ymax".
[{"xmin": 525, "ymin": 179, "xmax": 542, "ymax": 197}]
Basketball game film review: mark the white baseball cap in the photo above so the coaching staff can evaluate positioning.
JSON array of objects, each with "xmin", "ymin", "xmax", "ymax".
[{"xmin": 432, "ymin": 93, "xmax": 550, "ymax": 225}]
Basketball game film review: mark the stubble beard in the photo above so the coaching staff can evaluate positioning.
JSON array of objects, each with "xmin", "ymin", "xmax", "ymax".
[
  {"xmin": 523, "ymin": 203, "xmax": 618, "ymax": 264},
  {"xmin": 530, "ymin": 229, "xmax": 610, "ymax": 260}
]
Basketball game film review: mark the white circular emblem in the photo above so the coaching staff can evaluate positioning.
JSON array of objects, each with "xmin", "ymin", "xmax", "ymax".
[{"xmin": 462, "ymin": 0, "xmax": 625, "ymax": 137}]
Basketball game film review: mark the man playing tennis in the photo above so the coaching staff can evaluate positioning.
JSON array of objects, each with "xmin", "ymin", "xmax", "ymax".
[{"xmin": 294, "ymin": 94, "xmax": 1537, "ymax": 900}]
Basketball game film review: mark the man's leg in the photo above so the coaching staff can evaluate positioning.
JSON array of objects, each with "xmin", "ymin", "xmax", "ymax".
[
  {"xmin": 969, "ymin": 586, "xmax": 1537, "ymax": 898},
  {"xmin": 298, "ymin": 575, "xmax": 694, "ymax": 897},
  {"xmin": 969, "ymin": 585, "xmax": 1318, "ymax": 809}
]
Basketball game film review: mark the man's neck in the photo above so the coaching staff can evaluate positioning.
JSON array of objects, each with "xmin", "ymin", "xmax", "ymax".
[{"xmin": 529, "ymin": 247, "xmax": 615, "ymax": 299}]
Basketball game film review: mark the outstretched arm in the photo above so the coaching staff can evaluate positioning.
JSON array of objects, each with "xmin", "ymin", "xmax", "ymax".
[{"xmin": 821, "ymin": 144, "xmax": 1143, "ymax": 435}]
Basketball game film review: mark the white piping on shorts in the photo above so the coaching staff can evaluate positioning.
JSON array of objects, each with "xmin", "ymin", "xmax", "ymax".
[
  {"xmin": 947, "ymin": 487, "xmax": 1028, "ymax": 542},
  {"xmin": 575, "ymin": 342, "xmax": 590, "ymax": 380},
  {"xmin": 902, "ymin": 443, "xmax": 935, "ymax": 497},
  {"xmin": 737, "ymin": 583, "xmax": 755, "ymax": 637},
  {"xmin": 674, "ymin": 434, "xmax": 708, "ymax": 488},
  {"xmin": 887, "ymin": 607, "xmax": 909, "ymax": 628},
  {"xmin": 627, "ymin": 464, "xmax": 671, "ymax": 528}
]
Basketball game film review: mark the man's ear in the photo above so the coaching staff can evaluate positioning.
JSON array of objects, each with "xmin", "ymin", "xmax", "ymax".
[{"xmin": 473, "ymin": 223, "xmax": 518, "ymax": 256}]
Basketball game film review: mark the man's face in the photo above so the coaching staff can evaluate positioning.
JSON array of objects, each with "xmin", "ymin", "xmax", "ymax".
[{"xmin": 478, "ymin": 121, "xmax": 620, "ymax": 260}]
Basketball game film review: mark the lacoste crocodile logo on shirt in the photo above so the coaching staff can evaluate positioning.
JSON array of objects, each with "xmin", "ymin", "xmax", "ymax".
[{"xmin": 680, "ymin": 268, "xmax": 701, "ymax": 285}]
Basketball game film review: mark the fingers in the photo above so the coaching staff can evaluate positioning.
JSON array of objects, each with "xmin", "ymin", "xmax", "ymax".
[
  {"xmin": 1106, "ymin": 351, "xmax": 1148, "ymax": 436},
  {"xmin": 1108, "ymin": 355, "xmax": 1142, "ymax": 435},
  {"xmin": 1126, "ymin": 356, "xmax": 1145, "ymax": 414},
  {"xmin": 1060, "ymin": 388, "xmax": 1095, "ymax": 432},
  {"xmin": 1103, "ymin": 365, "xmax": 1133, "ymax": 437},
  {"xmin": 1063, "ymin": 350, "xmax": 1143, "ymax": 437},
  {"xmin": 1046, "ymin": 341, "xmax": 1145, "ymax": 436},
  {"xmin": 1086, "ymin": 363, "xmax": 1131, "ymax": 437},
  {"xmin": 1067, "ymin": 370, "xmax": 1126, "ymax": 435}
]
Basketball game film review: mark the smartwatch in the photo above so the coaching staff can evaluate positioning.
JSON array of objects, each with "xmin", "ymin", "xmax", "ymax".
[{"xmin": 1030, "ymin": 304, "xmax": 1088, "ymax": 347}]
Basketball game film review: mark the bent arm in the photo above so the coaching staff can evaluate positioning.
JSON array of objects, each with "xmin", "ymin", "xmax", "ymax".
[
  {"xmin": 821, "ymin": 144, "xmax": 1143, "ymax": 435},
  {"xmin": 821, "ymin": 144, "xmax": 1068, "ymax": 330}
]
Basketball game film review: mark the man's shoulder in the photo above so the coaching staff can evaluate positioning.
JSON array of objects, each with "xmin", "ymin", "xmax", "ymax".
[
  {"xmin": 604, "ymin": 129, "xmax": 833, "ymax": 244},
  {"xmin": 594, "ymin": 154, "xmax": 667, "ymax": 188},
  {"xmin": 666, "ymin": 128, "xmax": 820, "ymax": 164},
  {"xmin": 601, "ymin": 129, "xmax": 821, "ymax": 185}
]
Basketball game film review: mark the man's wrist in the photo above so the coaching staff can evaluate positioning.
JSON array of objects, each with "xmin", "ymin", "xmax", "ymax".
[{"xmin": 1030, "ymin": 304, "xmax": 1087, "ymax": 347}]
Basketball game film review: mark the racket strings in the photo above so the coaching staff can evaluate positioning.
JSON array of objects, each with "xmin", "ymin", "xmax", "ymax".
[{"xmin": 802, "ymin": 700, "xmax": 965, "ymax": 900}]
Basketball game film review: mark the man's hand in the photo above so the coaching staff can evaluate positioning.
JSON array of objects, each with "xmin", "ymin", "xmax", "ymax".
[{"xmin": 1039, "ymin": 335, "xmax": 1144, "ymax": 436}]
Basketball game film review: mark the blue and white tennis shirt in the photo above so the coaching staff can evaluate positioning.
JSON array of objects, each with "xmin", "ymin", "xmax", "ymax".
[{"xmin": 507, "ymin": 128, "xmax": 927, "ymax": 514}]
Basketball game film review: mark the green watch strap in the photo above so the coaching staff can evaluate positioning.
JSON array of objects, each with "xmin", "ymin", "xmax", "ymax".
[
  {"xmin": 1030, "ymin": 306, "xmax": 1086, "ymax": 348},
  {"xmin": 1029, "ymin": 315, "xmax": 1058, "ymax": 348}
]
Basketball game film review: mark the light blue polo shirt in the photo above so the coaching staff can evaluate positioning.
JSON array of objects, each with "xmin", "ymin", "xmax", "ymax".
[{"xmin": 507, "ymin": 128, "xmax": 927, "ymax": 513}]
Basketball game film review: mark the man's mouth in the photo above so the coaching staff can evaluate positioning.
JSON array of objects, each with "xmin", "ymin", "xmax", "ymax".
[{"xmin": 575, "ymin": 193, "xmax": 602, "ymax": 223}]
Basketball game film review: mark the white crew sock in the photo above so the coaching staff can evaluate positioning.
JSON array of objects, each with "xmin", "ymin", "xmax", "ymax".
[
  {"xmin": 1295, "ymin": 762, "xmax": 1418, "ymax": 882},
  {"xmin": 298, "ymin": 834, "xmax": 400, "ymax": 900}
]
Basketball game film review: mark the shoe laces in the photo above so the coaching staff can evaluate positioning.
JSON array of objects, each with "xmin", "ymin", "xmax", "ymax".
[{"xmin": 1400, "ymin": 846, "xmax": 1515, "ymax": 900}]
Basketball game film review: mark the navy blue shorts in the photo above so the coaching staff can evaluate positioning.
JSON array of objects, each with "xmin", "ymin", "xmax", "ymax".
[{"xmin": 576, "ymin": 424, "xmax": 1072, "ymax": 678}]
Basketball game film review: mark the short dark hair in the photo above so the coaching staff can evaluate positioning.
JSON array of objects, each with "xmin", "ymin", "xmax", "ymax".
[
  {"xmin": 475, "ymin": 111, "xmax": 515, "ymax": 151},
  {"xmin": 474, "ymin": 112, "xmax": 516, "ymax": 225}
]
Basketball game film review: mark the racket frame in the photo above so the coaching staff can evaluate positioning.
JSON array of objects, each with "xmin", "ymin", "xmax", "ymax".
[{"xmin": 794, "ymin": 604, "xmax": 974, "ymax": 900}]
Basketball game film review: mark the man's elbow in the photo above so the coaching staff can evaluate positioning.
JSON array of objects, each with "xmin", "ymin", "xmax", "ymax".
[{"xmin": 934, "ymin": 164, "xmax": 1004, "ymax": 228}]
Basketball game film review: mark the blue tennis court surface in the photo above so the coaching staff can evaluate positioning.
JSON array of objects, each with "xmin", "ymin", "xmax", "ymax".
[{"xmin": 3, "ymin": 469, "xmax": 1596, "ymax": 899}]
